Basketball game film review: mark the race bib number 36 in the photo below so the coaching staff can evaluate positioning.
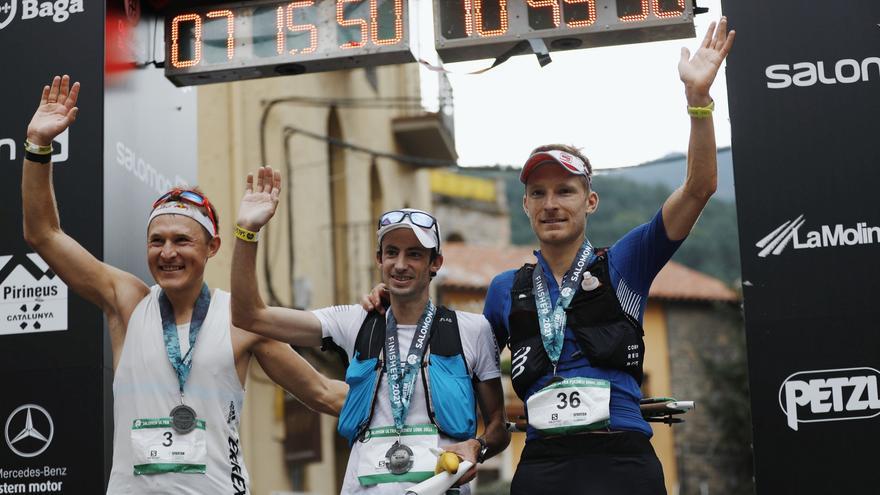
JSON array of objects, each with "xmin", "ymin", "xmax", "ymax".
[
  {"xmin": 131, "ymin": 418, "xmax": 207, "ymax": 475},
  {"xmin": 527, "ymin": 377, "xmax": 611, "ymax": 435}
]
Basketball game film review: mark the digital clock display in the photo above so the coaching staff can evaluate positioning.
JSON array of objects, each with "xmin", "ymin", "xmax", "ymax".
[
  {"xmin": 434, "ymin": 0, "xmax": 695, "ymax": 63},
  {"xmin": 164, "ymin": 0, "xmax": 412, "ymax": 86}
]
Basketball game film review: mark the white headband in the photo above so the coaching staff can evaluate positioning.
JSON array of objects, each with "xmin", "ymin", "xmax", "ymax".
[{"xmin": 148, "ymin": 201, "xmax": 217, "ymax": 238}]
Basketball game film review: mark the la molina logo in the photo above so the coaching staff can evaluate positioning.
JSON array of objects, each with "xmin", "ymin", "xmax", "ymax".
[
  {"xmin": 0, "ymin": 0, "xmax": 84, "ymax": 31},
  {"xmin": 756, "ymin": 215, "xmax": 880, "ymax": 258}
]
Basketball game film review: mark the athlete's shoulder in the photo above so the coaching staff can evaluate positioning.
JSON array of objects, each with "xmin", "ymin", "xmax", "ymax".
[
  {"xmin": 488, "ymin": 268, "xmax": 518, "ymax": 293},
  {"xmin": 312, "ymin": 304, "xmax": 369, "ymax": 331},
  {"xmin": 452, "ymin": 310, "xmax": 492, "ymax": 333}
]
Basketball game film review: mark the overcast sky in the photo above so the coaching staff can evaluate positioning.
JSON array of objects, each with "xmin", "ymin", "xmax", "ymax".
[{"xmin": 418, "ymin": 0, "xmax": 729, "ymax": 169}]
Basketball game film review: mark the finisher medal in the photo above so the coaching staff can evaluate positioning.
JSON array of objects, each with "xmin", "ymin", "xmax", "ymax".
[
  {"xmin": 170, "ymin": 404, "xmax": 198, "ymax": 434},
  {"xmin": 385, "ymin": 441, "xmax": 414, "ymax": 475}
]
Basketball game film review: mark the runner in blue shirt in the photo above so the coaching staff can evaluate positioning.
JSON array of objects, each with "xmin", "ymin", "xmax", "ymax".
[{"xmin": 483, "ymin": 18, "xmax": 735, "ymax": 495}]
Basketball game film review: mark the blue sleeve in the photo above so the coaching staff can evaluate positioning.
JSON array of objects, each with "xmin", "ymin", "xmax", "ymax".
[
  {"xmin": 607, "ymin": 208, "xmax": 684, "ymax": 297},
  {"xmin": 483, "ymin": 270, "xmax": 515, "ymax": 350}
]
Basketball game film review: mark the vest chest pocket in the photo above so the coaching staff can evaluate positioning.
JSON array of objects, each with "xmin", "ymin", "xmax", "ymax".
[
  {"xmin": 338, "ymin": 355, "xmax": 381, "ymax": 443},
  {"xmin": 569, "ymin": 319, "xmax": 645, "ymax": 383},
  {"xmin": 425, "ymin": 355, "xmax": 476, "ymax": 439}
]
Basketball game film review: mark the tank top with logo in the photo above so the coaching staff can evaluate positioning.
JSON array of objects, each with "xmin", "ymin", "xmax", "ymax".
[{"xmin": 107, "ymin": 286, "xmax": 250, "ymax": 494}]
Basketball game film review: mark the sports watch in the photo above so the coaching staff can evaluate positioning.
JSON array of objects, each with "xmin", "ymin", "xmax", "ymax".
[{"xmin": 474, "ymin": 436, "xmax": 489, "ymax": 464}]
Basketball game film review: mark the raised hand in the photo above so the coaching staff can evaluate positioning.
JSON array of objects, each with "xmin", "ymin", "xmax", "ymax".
[
  {"xmin": 27, "ymin": 75, "xmax": 80, "ymax": 146},
  {"xmin": 678, "ymin": 17, "xmax": 735, "ymax": 106},
  {"xmin": 237, "ymin": 166, "xmax": 282, "ymax": 232}
]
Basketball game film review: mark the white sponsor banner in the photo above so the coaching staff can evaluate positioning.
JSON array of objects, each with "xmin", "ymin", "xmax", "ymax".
[{"xmin": 0, "ymin": 253, "xmax": 68, "ymax": 335}]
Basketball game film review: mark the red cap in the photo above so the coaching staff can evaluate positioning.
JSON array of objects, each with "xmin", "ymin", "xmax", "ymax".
[{"xmin": 520, "ymin": 149, "xmax": 591, "ymax": 185}]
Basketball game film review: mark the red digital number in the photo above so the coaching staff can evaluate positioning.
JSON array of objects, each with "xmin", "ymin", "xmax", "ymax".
[
  {"xmin": 338, "ymin": 0, "xmax": 368, "ymax": 48},
  {"xmin": 286, "ymin": 1, "xmax": 317, "ymax": 54},
  {"xmin": 619, "ymin": 0, "xmax": 648, "ymax": 22},
  {"xmin": 565, "ymin": 0, "xmax": 596, "ymax": 27},
  {"xmin": 171, "ymin": 13, "xmax": 202, "ymax": 68},
  {"xmin": 371, "ymin": 0, "xmax": 403, "ymax": 46},
  {"xmin": 468, "ymin": 0, "xmax": 508, "ymax": 37},
  {"xmin": 527, "ymin": 0, "xmax": 595, "ymax": 29},
  {"xmin": 653, "ymin": 0, "xmax": 685, "ymax": 19},
  {"xmin": 206, "ymin": 10, "xmax": 234, "ymax": 60},
  {"xmin": 527, "ymin": 0, "xmax": 560, "ymax": 28},
  {"xmin": 275, "ymin": 6, "xmax": 285, "ymax": 54}
]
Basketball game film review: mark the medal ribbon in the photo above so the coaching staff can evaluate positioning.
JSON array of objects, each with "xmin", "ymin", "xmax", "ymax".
[
  {"xmin": 532, "ymin": 238, "xmax": 595, "ymax": 367},
  {"xmin": 384, "ymin": 300, "xmax": 436, "ymax": 433},
  {"xmin": 159, "ymin": 283, "xmax": 212, "ymax": 395}
]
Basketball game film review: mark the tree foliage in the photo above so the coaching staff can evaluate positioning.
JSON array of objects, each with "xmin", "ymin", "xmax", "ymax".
[{"xmin": 500, "ymin": 173, "xmax": 741, "ymax": 284}]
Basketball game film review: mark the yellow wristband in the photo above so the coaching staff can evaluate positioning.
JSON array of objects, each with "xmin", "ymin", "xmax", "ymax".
[
  {"xmin": 24, "ymin": 140, "xmax": 53, "ymax": 155},
  {"xmin": 234, "ymin": 225, "xmax": 260, "ymax": 242},
  {"xmin": 687, "ymin": 100, "xmax": 715, "ymax": 118}
]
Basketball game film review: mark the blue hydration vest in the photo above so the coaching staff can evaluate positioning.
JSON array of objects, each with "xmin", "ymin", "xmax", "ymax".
[{"xmin": 324, "ymin": 307, "xmax": 478, "ymax": 445}]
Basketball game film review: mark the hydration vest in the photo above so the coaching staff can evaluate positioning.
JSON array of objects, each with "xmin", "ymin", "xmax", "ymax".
[
  {"xmin": 327, "ymin": 307, "xmax": 478, "ymax": 445},
  {"xmin": 508, "ymin": 252, "xmax": 646, "ymax": 400}
]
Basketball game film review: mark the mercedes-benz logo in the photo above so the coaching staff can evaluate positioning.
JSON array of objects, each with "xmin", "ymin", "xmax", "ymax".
[{"xmin": 4, "ymin": 404, "xmax": 54, "ymax": 458}]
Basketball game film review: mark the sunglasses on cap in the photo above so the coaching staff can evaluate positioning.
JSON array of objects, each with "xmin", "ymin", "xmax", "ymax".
[
  {"xmin": 377, "ymin": 210, "xmax": 437, "ymax": 230},
  {"xmin": 152, "ymin": 188, "xmax": 218, "ymax": 234}
]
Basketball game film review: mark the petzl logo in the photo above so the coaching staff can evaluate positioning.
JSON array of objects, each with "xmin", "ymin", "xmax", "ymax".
[
  {"xmin": 756, "ymin": 215, "xmax": 880, "ymax": 257},
  {"xmin": 4, "ymin": 404, "xmax": 54, "ymax": 458},
  {"xmin": 779, "ymin": 367, "xmax": 880, "ymax": 431},
  {"xmin": 0, "ymin": 0, "xmax": 17, "ymax": 30}
]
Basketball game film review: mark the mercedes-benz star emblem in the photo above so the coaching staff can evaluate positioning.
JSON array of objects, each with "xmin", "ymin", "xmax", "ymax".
[{"xmin": 4, "ymin": 404, "xmax": 54, "ymax": 458}]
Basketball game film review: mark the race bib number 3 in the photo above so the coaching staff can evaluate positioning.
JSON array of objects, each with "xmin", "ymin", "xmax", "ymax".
[
  {"xmin": 527, "ymin": 377, "xmax": 611, "ymax": 435},
  {"xmin": 131, "ymin": 418, "xmax": 207, "ymax": 475}
]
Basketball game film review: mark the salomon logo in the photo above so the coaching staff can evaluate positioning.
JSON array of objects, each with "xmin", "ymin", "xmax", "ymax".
[
  {"xmin": 779, "ymin": 367, "xmax": 880, "ymax": 431},
  {"xmin": 766, "ymin": 56, "xmax": 880, "ymax": 89},
  {"xmin": 756, "ymin": 215, "xmax": 880, "ymax": 257},
  {"xmin": 511, "ymin": 346, "xmax": 530, "ymax": 380}
]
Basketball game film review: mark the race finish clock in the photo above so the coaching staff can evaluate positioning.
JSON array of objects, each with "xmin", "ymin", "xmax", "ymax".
[
  {"xmin": 434, "ymin": 0, "xmax": 696, "ymax": 63},
  {"xmin": 164, "ymin": 0, "xmax": 412, "ymax": 86}
]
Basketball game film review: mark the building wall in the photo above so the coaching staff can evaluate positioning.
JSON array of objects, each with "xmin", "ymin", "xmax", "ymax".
[
  {"xmin": 197, "ymin": 63, "xmax": 431, "ymax": 495},
  {"xmin": 665, "ymin": 302, "xmax": 752, "ymax": 495},
  {"xmin": 430, "ymin": 170, "xmax": 510, "ymax": 247},
  {"xmin": 643, "ymin": 303, "xmax": 678, "ymax": 494}
]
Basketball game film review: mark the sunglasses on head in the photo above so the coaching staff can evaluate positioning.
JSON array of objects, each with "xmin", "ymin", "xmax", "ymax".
[
  {"xmin": 153, "ymin": 188, "xmax": 218, "ymax": 233},
  {"xmin": 378, "ymin": 210, "xmax": 437, "ymax": 230}
]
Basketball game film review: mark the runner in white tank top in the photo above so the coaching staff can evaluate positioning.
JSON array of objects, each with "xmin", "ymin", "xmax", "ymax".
[
  {"xmin": 109, "ymin": 287, "xmax": 250, "ymax": 494},
  {"xmin": 22, "ymin": 78, "xmax": 348, "ymax": 494}
]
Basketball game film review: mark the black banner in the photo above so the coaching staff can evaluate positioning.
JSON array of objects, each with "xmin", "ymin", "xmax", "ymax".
[
  {"xmin": 725, "ymin": 1, "xmax": 880, "ymax": 492},
  {"xmin": 0, "ymin": 0, "xmax": 107, "ymax": 492}
]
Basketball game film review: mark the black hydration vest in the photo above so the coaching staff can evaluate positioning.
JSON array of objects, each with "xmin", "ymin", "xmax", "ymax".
[{"xmin": 507, "ymin": 251, "xmax": 646, "ymax": 400}]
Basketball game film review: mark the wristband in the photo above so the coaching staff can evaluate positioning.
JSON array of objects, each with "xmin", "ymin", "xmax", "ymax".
[
  {"xmin": 687, "ymin": 100, "xmax": 715, "ymax": 118},
  {"xmin": 24, "ymin": 150, "xmax": 51, "ymax": 163},
  {"xmin": 234, "ymin": 224, "xmax": 260, "ymax": 242},
  {"xmin": 24, "ymin": 140, "xmax": 53, "ymax": 155}
]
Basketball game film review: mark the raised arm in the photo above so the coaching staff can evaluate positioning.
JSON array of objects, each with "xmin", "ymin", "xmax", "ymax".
[
  {"xmin": 230, "ymin": 166, "xmax": 323, "ymax": 346},
  {"xmin": 22, "ymin": 76, "xmax": 148, "ymax": 345},
  {"xmin": 249, "ymin": 336, "xmax": 348, "ymax": 416},
  {"xmin": 662, "ymin": 18, "xmax": 736, "ymax": 241}
]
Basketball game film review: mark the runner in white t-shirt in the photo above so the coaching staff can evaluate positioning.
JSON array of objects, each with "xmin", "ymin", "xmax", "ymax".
[{"xmin": 231, "ymin": 167, "xmax": 510, "ymax": 494}]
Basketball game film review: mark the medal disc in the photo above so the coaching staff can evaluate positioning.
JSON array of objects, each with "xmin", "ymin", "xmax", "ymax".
[
  {"xmin": 170, "ymin": 404, "xmax": 197, "ymax": 434},
  {"xmin": 385, "ymin": 442, "xmax": 414, "ymax": 475}
]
